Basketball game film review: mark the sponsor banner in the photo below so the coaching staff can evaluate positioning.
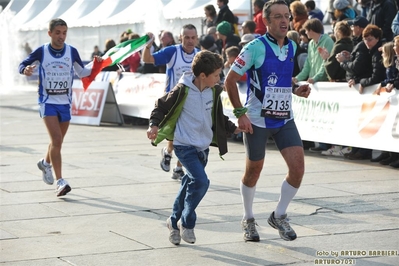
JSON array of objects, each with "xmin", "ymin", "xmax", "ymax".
[
  {"xmin": 70, "ymin": 80, "xmax": 109, "ymax": 125},
  {"xmin": 221, "ymin": 82, "xmax": 399, "ymax": 152},
  {"xmin": 112, "ymin": 72, "xmax": 166, "ymax": 118},
  {"xmin": 106, "ymin": 72, "xmax": 399, "ymax": 152}
]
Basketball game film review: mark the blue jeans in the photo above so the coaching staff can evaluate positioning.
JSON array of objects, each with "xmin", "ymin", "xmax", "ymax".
[{"xmin": 170, "ymin": 145, "xmax": 210, "ymax": 229}]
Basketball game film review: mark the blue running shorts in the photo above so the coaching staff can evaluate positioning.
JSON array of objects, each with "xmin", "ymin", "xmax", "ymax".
[{"xmin": 39, "ymin": 103, "xmax": 71, "ymax": 122}]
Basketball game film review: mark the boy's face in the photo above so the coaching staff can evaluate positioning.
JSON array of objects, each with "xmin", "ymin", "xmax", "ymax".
[
  {"xmin": 202, "ymin": 68, "xmax": 221, "ymax": 87},
  {"xmin": 48, "ymin": 25, "xmax": 67, "ymax": 49}
]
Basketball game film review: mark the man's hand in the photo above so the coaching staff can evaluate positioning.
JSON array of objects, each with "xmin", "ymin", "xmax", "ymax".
[
  {"xmin": 23, "ymin": 65, "xmax": 36, "ymax": 76},
  {"xmin": 295, "ymin": 84, "xmax": 311, "ymax": 98},
  {"xmin": 238, "ymin": 115, "xmax": 253, "ymax": 134}
]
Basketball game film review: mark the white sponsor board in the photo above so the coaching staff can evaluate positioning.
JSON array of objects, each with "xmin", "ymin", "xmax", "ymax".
[
  {"xmin": 113, "ymin": 72, "xmax": 166, "ymax": 119},
  {"xmin": 71, "ymin": 80, "xmax": 123, "ymax": 126},
  {"xmin": 104, "ymin": 72, "xmax": 399, "ymax": 152}
]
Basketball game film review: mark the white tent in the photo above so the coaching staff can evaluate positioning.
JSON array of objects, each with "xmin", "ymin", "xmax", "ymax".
[
  {"xmin": 22, "ymin": 0, "xmax": 77, "ymax": 31},
  {"xmin": 11, "ymin": 0, "xmax": 51, "ymax": 26},
  {"xmin": 4, "ymin": 0, "xmax": 253, "ymax": 60},
  {"xmin": 58, "ymin": 0, "xmax": 105, "ymax": 24},
  {"xmin": 67, "ymin": 0, "xmax": 133, "ymax": 28},
  {"xmin": 2, "ymin": 0, "xmax": 29, "ymax": 14},
  {"xmin": 163, "ymin": 0, "xmax": 210, "ymax": 20}
]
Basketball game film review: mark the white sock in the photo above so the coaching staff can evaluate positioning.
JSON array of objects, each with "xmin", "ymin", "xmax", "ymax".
[
  {"xmin": 174, "ymin": 166, "xmax": 182, "ymax": 171},
  {"xmin": 164, "ymin": 148, "xmax": 172, "ymax": 156},
  {"xmin": 43, "ymin": 159, "xmax": 50, "ymax": 166},
  {"xmin": 240, "ymin": 181, "xmax": 256, "ymax": 220},
  {"xmin": 275, "ymin": 179, "xmax": 298, "ymax": 218}
]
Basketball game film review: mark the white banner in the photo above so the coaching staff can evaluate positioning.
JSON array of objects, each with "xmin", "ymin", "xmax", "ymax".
[
  {"xmin": 71, "ymin": 79, "xmax": 123, "ymax": 126},
  {"xmin": 221, "ymin": 82, "xmax": 399, "ymax": 153},
  {"xmin": 101, "ymin": 72, "xmax": 399, "ymax": 152},
  {"xmin": 113, "ymin": 72, "xmax": 166, "ymax": 118}
]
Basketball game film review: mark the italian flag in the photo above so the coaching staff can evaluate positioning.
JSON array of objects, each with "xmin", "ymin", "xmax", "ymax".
[{"xmin": 82, "ymin": 35, "xmax": 152, "ymax": 91}]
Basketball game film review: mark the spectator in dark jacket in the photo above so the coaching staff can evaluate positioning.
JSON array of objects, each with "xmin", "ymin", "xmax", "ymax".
[
  {"xmin": 392, "ymin": 11, "xmax": 399, "ymax": 36},
  {"xmin": 347, "ymin": 16, "xmax": 370, "ymax": 46},
  {"xmin": 352, "ymin": 24, "xmax": 386, "ymax": 93},
  {"xmin": 216, "ymin": 0, "xmax": 236, "ymax": 32},
  {"xmin": 320, "ymin": 21, "xmax": 354, "ymax": 81},
  {"xmin": 367, "ymin": 0, "xmax": 398, "ymax": 42},
  {"xmin": 305, "ymin": 0, "xmax": 324, "ymax": 22},
  {"xmin": 216, "ymin": 21, "xmax": 241, "ymax": 62}
]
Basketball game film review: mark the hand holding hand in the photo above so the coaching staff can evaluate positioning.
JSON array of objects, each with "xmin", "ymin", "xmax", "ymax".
[
  {"xmin": 147, "ymin": 126, "xmax": 158, "ymax": 141},
  {"xmin": 238, "ymin": 115, "xmax": 253, "ymax": 134}
]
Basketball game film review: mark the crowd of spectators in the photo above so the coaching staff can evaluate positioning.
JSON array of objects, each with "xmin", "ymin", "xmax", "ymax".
[{"xmin": 94, "ymin": 0, "xmax": 399, "ymax": 168}]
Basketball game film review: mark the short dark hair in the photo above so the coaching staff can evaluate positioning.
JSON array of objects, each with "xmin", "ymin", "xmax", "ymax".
[
  {"xmin": 225, "ymin": 46, "xmax": 240, "ymax": 58},
  {"xmin": 263, "ymin": 0, "xmax": 289, "ymax": 21},
  {"xmin": 181, "ymin": 24, "xmax": 197, "ymax": 35},
  {"xmin": 49, "ymin": 18, "xmax": 67, "ymax": 32},
  {"xmin": 219, "ymin": 0, "xmax": 229, "ymax": 5},
  {"xmin": 242, "ymin": 20, "xmax": 257, "ymax": 33},
  {"xmin": 303, "ymin": 18, "xmax": 324, "ymax": 34},
  {"xmin": 192, "ymin": 51, "xmax": 223, "ymax": 76},
  {"xmin": 253, "ymin": 0, "xmax": 265, "ymax": 9},
  {"xmin": 304, "ymin": 0, "xmax": 316, "ymax": 10},
  {"xmin": 204, "ymin": 4, "xmax": 217, "ymax": 17}
]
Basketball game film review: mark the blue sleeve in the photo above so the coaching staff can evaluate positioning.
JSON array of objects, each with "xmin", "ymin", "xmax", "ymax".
[
  {"xmin": 70, "ymin": 45, "xmax": 84, "ymax": 68},
  {"xmin": 18, "ymin": 46, "xmax": 43, "ymax": 74},
  {"xmin": 152, "ymin": 46, "xmax": 177, "ymax": 66}
]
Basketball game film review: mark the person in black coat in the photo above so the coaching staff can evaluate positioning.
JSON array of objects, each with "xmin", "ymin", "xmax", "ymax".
[
  {"xmin": 216, "ymin": 0, "xmax": 236, "ymax": 31},
  {"xmin": 367, "ymin": 0, "xmax": 398, "ymax": 42}
]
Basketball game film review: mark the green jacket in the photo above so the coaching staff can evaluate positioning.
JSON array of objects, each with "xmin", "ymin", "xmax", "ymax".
[
  {"xmin": 296, "ymin": 34, "xmax": 335, "ymax": 82},
  {"xmin": 149, "ymin": 83, "xmax": 237, "ymax": 156}
]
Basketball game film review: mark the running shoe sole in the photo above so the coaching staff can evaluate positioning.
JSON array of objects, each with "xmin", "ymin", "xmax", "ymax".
[{"xmin": 57, "ymin": 185, "xmax": 71, "ymax": 197}]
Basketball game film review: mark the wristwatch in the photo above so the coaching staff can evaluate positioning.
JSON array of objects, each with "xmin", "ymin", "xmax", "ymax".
[{"xmin": 149, "ymin": 122, "xmax": 158, "ymax": 127}]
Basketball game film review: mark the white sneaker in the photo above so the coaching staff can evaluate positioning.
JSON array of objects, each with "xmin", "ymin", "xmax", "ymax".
[
  {"xmin": 37, "ymin": 159, "xmax": 54, "ymax": 185},
  {"xmin": 166, "ymin": 217, "xmax": 181, "ymax": 245},
  {"xmin": 332, "ymin": 147, "xmax": 352, "ymax": 157},
  {"xmin": 178, "ymin": 220, "xmax": 196, "ymax": 244},
  {"xmin": 56, "ymin": 178, "xmax": 71, "ymax": 197},
  {"xmin": 321, "ymin": 146, "xmax": 341, "ymax": 156}
]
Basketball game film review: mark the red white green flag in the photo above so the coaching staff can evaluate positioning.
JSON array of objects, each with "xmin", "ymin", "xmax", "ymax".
[{"xmin": 82, "ymin": 35, "xmax": 152, "ymax": 91}]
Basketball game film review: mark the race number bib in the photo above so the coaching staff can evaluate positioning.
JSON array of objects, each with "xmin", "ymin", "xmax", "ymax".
[
  {"xmin": 261, "ymin": 86, "xmax": 292, "ymax": 119},
  {"xmin": 45, "ymin": 73, "xmax": 71, "ymax": 95}
]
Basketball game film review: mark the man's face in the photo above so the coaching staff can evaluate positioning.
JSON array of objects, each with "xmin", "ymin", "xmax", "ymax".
[
  {"xmin": 216, "ymin": 0, "xmax": 223, "ymax": 8},
  {"xmin": 48, "ymin": 25, "xmax": 67, "ymax": 49},
  {"xmin": 241, "ymin": 23, "xmax": 250, "ymax": 35},
  {"xmin": 351, "ymin": 25, "xmax": 362, "ymax": 37},
  {"xmin": 263, "ymin": 4, "xmax": 290, "ymax": 41},
  {"xmin": 160, "ymin": 32, "xmax": 173, "ymax": 47},
  {"xmin": 181, "ymin": 28, "xmax": 198, "ymax": 52}
]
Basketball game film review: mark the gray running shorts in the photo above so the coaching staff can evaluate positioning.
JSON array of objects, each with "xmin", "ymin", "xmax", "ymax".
[{"xmin": 243, "ymin": 119, "xmax": 303, "ymax": 161}]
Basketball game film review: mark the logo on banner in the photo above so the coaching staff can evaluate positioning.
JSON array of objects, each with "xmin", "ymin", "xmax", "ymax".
[
  {"xmin": 358, "ymin": 93, "xmax": 390, "ymax": 138},
  {"xmin": 71, "ymin": 89, "xmax": 104, "ymax": 117}
]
